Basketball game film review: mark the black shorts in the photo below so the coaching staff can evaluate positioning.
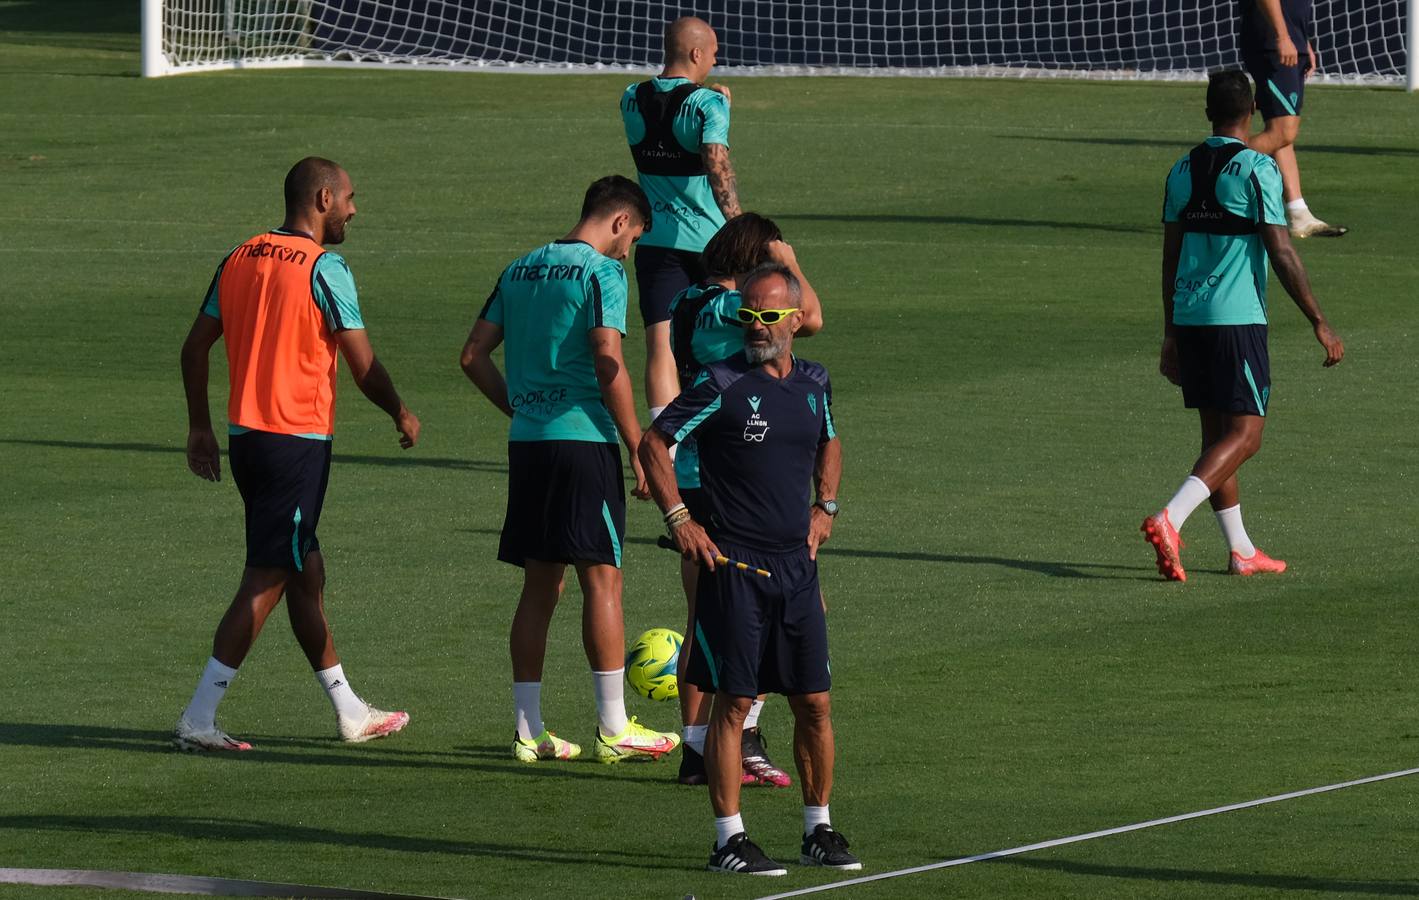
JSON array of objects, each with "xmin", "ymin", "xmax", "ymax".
[
  {"xmin": 499, "ymin": 440, "xmax": 626, "ymax": 568},
  {"xmin": 1176, "ymin": 324, "xmax": 1271, "ymax": 416},
  {"xmin": 228, "ymin": 430, "xmax": 331, "ymax": 571},
  {"xmin": 634, "ymin": 244, "xmax": 707, "ymax": 326},
  {"xmin": 1242, "ymin": 48, "xmax": 1306, "ymax": 120},
  {"xmin": 685, "ymin": 543, "xmax": 830, "ymax": 698}
]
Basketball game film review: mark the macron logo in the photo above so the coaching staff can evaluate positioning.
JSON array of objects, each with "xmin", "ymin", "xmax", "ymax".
[{"xmin": 748, "ymin": 396, "xmax": 762, "ymax": 413}]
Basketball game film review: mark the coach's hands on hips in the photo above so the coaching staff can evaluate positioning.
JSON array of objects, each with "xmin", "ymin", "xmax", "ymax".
[
  {"xmin": 186, "ymin": 427, "xmax": 221, "ymax": 482},
  {"xmin": 673, "ymin": 519, "xmax": 720, "ymax": 571},
  {"xmin": 1158, "ymin": 335, "xmax": 1182, "ymax": 386},
  {"xmin": 807, "ymin": 507, "xmax": 834, "ymax": 561},
  {"xmin": 395, "ymin": 407, "xmax": 421, "ymax": 449},
  {"xmin": 1314, "ymin": 321, "xmax": 1344, "ymax": 367}
]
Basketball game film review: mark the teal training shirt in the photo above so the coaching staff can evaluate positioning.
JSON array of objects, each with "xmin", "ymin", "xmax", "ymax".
[
  {"xmin": 666, "ymin": 283, "xmax": 743, "ymax": 489},
  {"xmin": 1162, "ymin": 137, "xmax": 1287, "ymax": 326},
  {"xmin": 480, "ymin": 240, "xmax": 628, "ymax": 443},
  {"xmin": 620, "ymin": 77, "xmax": 731, "ymax": 252}
]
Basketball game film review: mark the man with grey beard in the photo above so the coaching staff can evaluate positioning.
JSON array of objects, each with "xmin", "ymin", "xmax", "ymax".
[{"xmin": 640, "ymin": 263, "xmax": 856, "ymax": 876}]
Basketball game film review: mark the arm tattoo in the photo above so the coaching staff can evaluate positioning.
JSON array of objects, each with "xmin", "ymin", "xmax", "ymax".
[{"xmin": 702, "ymin": 144, "xmax": 741, "ymax": 218}]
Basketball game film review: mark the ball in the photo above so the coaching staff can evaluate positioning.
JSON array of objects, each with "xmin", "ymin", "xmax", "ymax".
[{"xmin": 625, "ymin": 627, "xmax": 683, "ymax": 701}]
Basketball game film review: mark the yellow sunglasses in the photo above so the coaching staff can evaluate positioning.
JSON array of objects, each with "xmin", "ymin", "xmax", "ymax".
[{"xmin": 736, "ymin": 307, "xmax": 800, "ymax": 325}]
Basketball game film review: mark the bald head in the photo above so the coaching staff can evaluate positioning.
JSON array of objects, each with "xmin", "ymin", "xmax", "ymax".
[
  {"xmin": 283, "ymin": 156, "xmax": 356, "ymax": 245},
  {"xmin": 663, "ymin": 16, "xmax": 718, "ymax": 80},
  {"xmin": 284, "ymin": 157, "xmax": 345, "ymax": 216}
]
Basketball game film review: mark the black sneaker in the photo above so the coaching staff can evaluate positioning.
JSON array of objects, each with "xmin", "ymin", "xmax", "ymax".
[
  {"xmin": 678, "ymin": 744, "xmax": 708, "ymax": 785},
  {"xmin": 741, "ymin": 726, "xmax": 792, "ymax": 787},
  {"xmin": 707, "ymin": 832, "xmax": 788, "ymax": 876},
  {"xmin": 800, "ymin": 824, "xmax": 861, "ymax": 870}
]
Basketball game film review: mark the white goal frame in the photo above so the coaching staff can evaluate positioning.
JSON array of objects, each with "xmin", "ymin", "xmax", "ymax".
[{"xmin": 142, "ymin": 0, "xmax": 1416, "ymax": 90}]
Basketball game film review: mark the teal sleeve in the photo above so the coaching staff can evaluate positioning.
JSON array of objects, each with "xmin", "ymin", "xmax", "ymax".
[
  {"xmin": 590, "ymin": 259, "xmax": 628, "ymax": 334},
  {"xmin": 1161, "ymin": 163, "xmax": 1188, "ymax": 223},
  {"xmin": 698, "ymin": 89, "xmax": 730, "ymax": 147},
  {"xmin": 479, "ymin": 267, "xmax": 507, "ymax": 325},
  {"xmin": 311, "ymin": 253, "xmax": 364, "ymax": 332},
  {"xmin": 654, "ymin": 373, "xmax": 722, "ymax": 444},
  {"xmin": 820, "ymin": 378, "xmax": 836, "ymax": 444},
  {"xmin": 620, "ymin": 84, "xmax": 645, "ymax": 144},
  {"xmin": 1252, "ymin": 157, "xmax": 1287, "ymax": 226},
  {"xmin": 200, "ymin": 259, "xmax": 225, "ymax": 319}
]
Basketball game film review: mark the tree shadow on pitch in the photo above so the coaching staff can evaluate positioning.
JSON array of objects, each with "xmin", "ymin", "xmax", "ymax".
[
  {"xmin": 994, "ymin": 856, "xmax": 1419, "ymax": 896},
  {"xmin": 1007, "ymin": 134, "xmax": 1419, "ymax": 158},
  {"xmin": 0, "ymin": 438, "xmax": 506, "ymax": 475},
  {"xmin": 775, "ymin": 212, "xmax": 1153, "ymax": 235},
  {"xmin": 0, "ymin": 814, "xmax": 683, "ymax": 871}
]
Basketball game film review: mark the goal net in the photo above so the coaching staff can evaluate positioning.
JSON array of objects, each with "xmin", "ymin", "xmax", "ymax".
[{"xmin": 145, "ymin": 1, "xmax": 1412, "ymax": 86}]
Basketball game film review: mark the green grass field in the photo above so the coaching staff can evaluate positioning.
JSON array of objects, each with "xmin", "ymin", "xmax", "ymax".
[{"xmin": 3, "ymin": 3, "xmax": 1419, "ymax": 898}]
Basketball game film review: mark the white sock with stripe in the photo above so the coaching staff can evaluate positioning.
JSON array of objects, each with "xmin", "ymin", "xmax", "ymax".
[
  {"xmin": 805, "ymin": 805, "xmax": 832, "ymax": 836},
  {"xmin": 593, "ymin": 668, "xmax": 629, "ymax": 736},
  {"xmin": 182, "ymin": 657, "xmax": 237, "ymax": 730},
  {"xmin": 683, "ymin": 724, "xmax": 708, "ymax": 755},
  {"xmin": 513, "ymin": 681, "xmax": 543, "ymax": 741},
  {"xmin": 1215, "ymin": 504, "xmax": 1257, "ymax": 557},
  {"xmin": 1287, "ymin": 198, "xmax": 1309, "ymax": 215},
  {"xmin": 316, "ymin": 664, "xmax": 366, "ymax": 720},
  {"xmin": 743, "ymin": 698, "xmax": 764, "ymax": 730},
  {"xmin": 715, "ymin": 813, "xmax": 745, "ymax": 849},
  {"xmin": 1164, "ymin": 475, "xmax": 1212, "ymax": 529}
]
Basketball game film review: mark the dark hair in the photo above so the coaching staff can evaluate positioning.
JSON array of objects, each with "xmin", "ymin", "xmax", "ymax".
[
  {"xmin": 284, "ymin": 157, "xmax": 344, "ymax": 213},
  {"xmin": 1206, "ymin": 70, "xmax": 1253, "ymax": 124},
  {"xmin": 741, "ymin": 262, "xmax": 802, "ymax": 307},
  {"xmin": 580, "ymin": 175, "xmax": 652, "ymax": 231},
  {"xmin": 702, "ymin": 212, "xmax": 782, "ymax": 278}
]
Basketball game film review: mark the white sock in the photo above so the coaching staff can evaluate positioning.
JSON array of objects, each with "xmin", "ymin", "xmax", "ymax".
[
  {"xmin": 683, "ymin": 724, "xmax": 708, "ymax": 755},
  {"xmin": 1215, "ymin": 504, "xmax": 1257, "ymax": 558},
  {"xmin": 743, "ymin": 698, "xmax": 764, "ymax": 731},
  {"xmin": 593, "ymin": 668, "xmax": 629, "ymax": 736},
  {"xmin": 715, "ymin": 813, "xmax": 745, "ymax": 849},
  {"xmin": 182, "ymin": 657, "xmax": 237, "ymax": 729},
  {"xmin": 513, "ymin": 681, "xmax": 543, "ymax": 740},
  {"xmin": 316, "ymin": 664, "xmax": 366, "ymax": 720},
  {"xmin": 1286, "ymin": 198, "xmax": 1309, "ymax": 214},
  {"xmin": 1164, "ymin": 475, "xmax": 1212, "ymax": 529},
  {"xmin": 805, "ymin": 805, "xmax": 831, "ymax": 836}
]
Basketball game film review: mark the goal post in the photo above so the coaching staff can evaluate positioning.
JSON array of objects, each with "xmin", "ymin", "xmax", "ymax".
[{"xmin": 141, "ymin": 0, "xmax": 1415, "ymax": 89}]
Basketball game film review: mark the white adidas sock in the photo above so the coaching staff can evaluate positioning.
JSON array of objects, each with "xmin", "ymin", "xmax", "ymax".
[
  {"xmin": 743, "ymin": 698, "xmax": 764, "ymax": 731},
  {"xmin": 1164, "ymin": 475, "xmax": 1212, "ymax": 529},
  {"xmin": 182, "ymin": 657, "xmax": 238, "ymax": 729},
  {"xmin": 804, "ymin": 805, "xmax": 832, "ymax": 836},
  {"xmin": 1286, "ymin": 198, "xmax": 1309, "ymax": 215},
  {"xmin": 513, "ymin": 681, "xmax": 543, "ymax": 741},
  {"xmin": 715, "ymin": 813, "xmax": 745, "ymax": 849},
  {"xmin": 316, "ymin": 664, "xmax": 366, "ymax": 720},
  {"xmin": 1215, "ymin": 504, "xmax": 1257, "ymax": 558},
  {"xmin": 593, "ymin": 668, "xmax": 629, "ymax": 736},
  {"xmin": 683, "ymin": 724, "xmax": 708, "ymax": 755}
]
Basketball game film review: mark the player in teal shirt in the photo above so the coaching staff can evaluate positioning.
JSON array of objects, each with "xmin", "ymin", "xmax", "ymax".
[
  {"xmin": 460, "ymin": 175, "xmax": 680, "ymax": 766},
  {"xmin": 620, "ymin": 17, "xmax": 743, "ymax": 449},
  {"xmin": 1142, "ymin": 71, "xmax": 1344, "ymax": 584}
]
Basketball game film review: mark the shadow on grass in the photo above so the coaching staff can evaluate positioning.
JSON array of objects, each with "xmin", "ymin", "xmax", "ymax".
[
  {"xmin": 459, "ymin": 527, "xmax": 1156, "ymax": 581},
  {"xmin": 995, "ymin": 856, "xmax": 1419, "ymax": 896},
  {"xmin": 0, "ymin": 813, "xmax": 683, "ymax": 870},
  {"xmin": 0, "ymin": 439, "xmax": 506, "ymax": 475},
  {"xmin": 775, "ymin": 212, "xmax": 1153, "ymax": 235},
  {"xmin": 1007, "ymin": 134, "xmax": 1419, "ymax": 158},
  {"xmin": 0, "ymin": 723, "xmax": 663, "ymax": 783}
]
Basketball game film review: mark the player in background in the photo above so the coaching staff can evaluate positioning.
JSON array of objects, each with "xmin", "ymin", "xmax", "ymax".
[
  {"xmin": 176, "ymin": 157, "xmax": 419, "ymax": 751},
  {"xmin": 460, "ymin": 176, "xmax": 680, "ymax": 764},
  {"xmin": 666, "ymin": 213, "xmax": 823, "ymax": 788},
  {"xmin": 1240, "ymin": 0, "xmax": 1347, "ymax": 237},
  {"xmin": 1143, "ymin": 72, "xmax": 1344, "ymax": 582},
  {"xmin": 642, "ymin": 265, "xmax": 857, "ymax": 876},
  {"xmin": 621, "ymin": 16, "xmax": 741, "ymax": 433}
]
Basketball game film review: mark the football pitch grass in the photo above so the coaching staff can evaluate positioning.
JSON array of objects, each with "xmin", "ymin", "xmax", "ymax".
[{"xmin": 3, "ymin": 3, "xmax": 1418, "ymax": 898}]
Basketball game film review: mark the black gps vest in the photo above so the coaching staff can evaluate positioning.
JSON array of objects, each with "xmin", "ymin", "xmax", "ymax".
[
  {"xmin": 629, "ymin": 81, "xmax": 706, "ymax": 178},
  {"xmin": 670, "ymin": 283, "xmax": 730, "ymax": 389},
  {"xmin": 1179, "ymin": 141, "xmax": 1258, "ymax": 236}
]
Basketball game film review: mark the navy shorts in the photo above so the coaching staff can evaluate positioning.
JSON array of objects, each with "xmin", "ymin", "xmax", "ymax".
[
  {"xmin": 685, "ymin": 543, "xmax": 830, "ymax": 698},
  {"xmin": 499, "ymin": 441, "xmax": 626, "ymax": 568},
  {"xmin": 228, "ymin": 430, "xmax": 331, "ymax": 570},
  {"xmin": 1176, "ymin": 324, "xmax": 1271, "ymax": 416},
  {"xmin": 680, "ymin": 486, "xmax": 712, "ymax": 525},
  {"xmin": 1242, "ymin": 47, "xmax": 1306, "ymax": 120},
  {"xmin": 634, "ymin": 244, "xmax": 707, "ymax": 326}
]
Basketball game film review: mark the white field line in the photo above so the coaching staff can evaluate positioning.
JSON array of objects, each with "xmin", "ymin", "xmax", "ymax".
[{"xmin": 754, "ymin": 766, "xmax": 1419, "ymax": 900}]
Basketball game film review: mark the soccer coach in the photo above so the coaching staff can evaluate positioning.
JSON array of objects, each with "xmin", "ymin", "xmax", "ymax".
[{"xmin": 640, "ymin": 264, "xmax": 858, "ymax": 876}]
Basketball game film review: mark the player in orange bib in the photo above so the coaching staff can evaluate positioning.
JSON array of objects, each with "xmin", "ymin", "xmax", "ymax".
[{"xmin": 175, "ymin": 157, "xmax": 421, "ymax": 751}]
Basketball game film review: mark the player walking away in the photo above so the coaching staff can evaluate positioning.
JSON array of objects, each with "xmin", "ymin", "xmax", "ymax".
[
  {"xmin": 1240, "ymin": 0, "xmax": 1347, "ymax": 237},
  {"xmin": 176, "ymin": 157, "xmax": 420, "ymax": 752},
  {"xmin": 1143, "ymin": 72, "xmax": 1344, "ymax": 582},
  {"xmin": 621, "ymin": 16, "xmax": 741, "ymax": 432},
  {"xmin": 460, "ymin": 176, "xmax": 680, "ymax": 764},
  {"xmin": 641, "ymin": 265, "xmax": 859, "ymax": 876},
  {"xmin": 665, "ymin": 213, "xmax": 823, "ymax": 789}
]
